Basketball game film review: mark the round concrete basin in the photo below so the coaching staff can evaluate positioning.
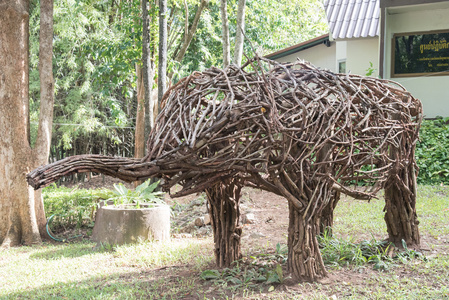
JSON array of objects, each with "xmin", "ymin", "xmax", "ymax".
[{"xmin": 92, "ymin": 203, "xmax": 170, "ymax": 245}]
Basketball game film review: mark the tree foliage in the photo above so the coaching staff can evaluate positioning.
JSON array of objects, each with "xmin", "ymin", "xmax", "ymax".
[{"xmin": 28, "ymin": 0, "xmax": 328, "ymax": 161}]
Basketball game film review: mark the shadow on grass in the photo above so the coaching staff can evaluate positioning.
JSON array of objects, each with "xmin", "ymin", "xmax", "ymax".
[
  {"xmin": 1, "ymin": 269, "xmax": 204, "ymax": 300},
  {"xmin": 29, "ymin": 242, "xmax": 103, "ymax": 261}
]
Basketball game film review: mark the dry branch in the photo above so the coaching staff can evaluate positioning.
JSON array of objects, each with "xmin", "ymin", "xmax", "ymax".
[{"xmin": 28, "ymin": 57, "xmax": 422, "ymax": 206}]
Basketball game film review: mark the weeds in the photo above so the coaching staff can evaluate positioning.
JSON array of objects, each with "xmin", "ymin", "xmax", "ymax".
[
  {"xmin": 319, "ymin": 232, "xmax": 429, "ymax": 272},
  {"xmin": 319, "ymin": 232, "xmax": 394, "ymax": 270},
  {"xmin": 395, "ymin": 239, "xmax": 427, "ymax": 263},
  {"xmin": 200, "ymin": 243, "xmax": 288, "ymax": 291}
]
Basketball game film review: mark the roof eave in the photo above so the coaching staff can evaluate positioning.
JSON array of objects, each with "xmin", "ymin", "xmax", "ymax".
[{"xmin": 265, "ymin": 34, "xmax": 330, "ymax": 60}]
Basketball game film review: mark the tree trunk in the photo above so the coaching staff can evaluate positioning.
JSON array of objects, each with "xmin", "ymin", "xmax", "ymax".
[
  {"xmin": 141, "ymin": 0, "xmax": 154, "ymax": 137},
  {"xmin": 0, "ymin": 0, "xmax": 54, "ymax": 247},
  {"xmin": 219, "ymin": 0, "xmax": 231, "ymax": 68},
  {"xmin": 134, "ymin": 65, "xmax": 146, "ymax": 187},
  {"xmin": 172, "ymin": 0, "xmax": 210, "ymax": 65},
  {"xmin": 319, "ymin": 190, "xmax": 340, "ymax": 236},
  {"xmin": 233, "ymin": 0, "xmax": 246, "ymax": 66},
  {"xmin": 34, "ymin": 0, "xmax": 54, "ymax": 239},
  {"xmin": 205, "ymin": 181, "xmax": 242, "ymax": 268},
  {"xmin": 287, "ymin": 201, "xmax": 327, "ymax": 282},
  {"xmin": 158, "ymin": 0, "xmax": 168, "ymax": 106},
  {"xmin": 384, "ymin": 163, "xmax": 420, "ymax": 248},
  {"xmin": 135, "ymin": 65, "xmax": 146, "ymax": 160}
]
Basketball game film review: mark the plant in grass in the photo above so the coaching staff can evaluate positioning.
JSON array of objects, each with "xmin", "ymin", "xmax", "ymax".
[
  {"xmin": 200, "ymin": 243, "xmax": 287, "ymax": 289},
  {"xmin": 395, "ymin": 239, "xmax": 427, "ymax": 264},
  {"xmin": 43, "ymin": 183, "xmax": 115, "ymax": 232},
  {"xmin": 107, "ymin": 180, "xmax": 165, "ymax": 208},
  {"xmin": 318, "ymin": 232, "xmax": 395, "ymax": 270}
]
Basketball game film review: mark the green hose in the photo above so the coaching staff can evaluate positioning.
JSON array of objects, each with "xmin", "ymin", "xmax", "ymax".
[{"xmin": 46, "ymin": 214, "xmax": 83, "ymax": 242}]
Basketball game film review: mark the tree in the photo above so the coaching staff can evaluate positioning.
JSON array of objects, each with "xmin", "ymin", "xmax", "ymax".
[
  {"xmin": 233, "ymin": 0, "xmax": 246, "ymax": 66},
  {"xmin": 135, "ymin": 0, "xmax": 154, "ymax": 165},
  {"xmin": 0, "ymin": 0, "xmax": 54, "ymax": 247},
  {"xmin": 32, "ymin": 0, "xmax": 138, "ymax": 164},
  {"xmin": 170, "ymin": 0, "xmax": 210, "ymax": 79},
  {"xmin": 219, "ymin": 0, "xmax": 231, "ymax": 67},
  {"xmin": 158, "ymin": 0, "xmax": 168, "ymax": 105}
]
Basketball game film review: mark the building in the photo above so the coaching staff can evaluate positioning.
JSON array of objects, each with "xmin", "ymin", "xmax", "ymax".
[{"xmin": 266, "ymin": 0, "xmax": 449, "ymax": 118}]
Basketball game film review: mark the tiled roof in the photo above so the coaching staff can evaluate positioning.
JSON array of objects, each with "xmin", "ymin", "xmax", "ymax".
[{"xmin": 324, "ymin": 0, "xmax": 379, "ymax": 39}]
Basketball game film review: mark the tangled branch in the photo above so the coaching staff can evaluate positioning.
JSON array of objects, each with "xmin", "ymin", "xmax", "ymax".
[{"xmin": 29, "ymin": 57, "xmax": 422, "ymax": 214}]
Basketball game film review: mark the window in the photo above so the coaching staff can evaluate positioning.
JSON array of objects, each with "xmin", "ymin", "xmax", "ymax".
[
  {"xmin": 392, "ymin": 30, "xmax": 449, "ymax": 77},
  {"xmin": 338, "ymin": 60, "xmax": 346, "ymax": 73}
]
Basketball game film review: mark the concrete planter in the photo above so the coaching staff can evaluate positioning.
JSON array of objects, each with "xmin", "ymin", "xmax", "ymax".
[{"xmin": 92, "ymin": 202, "xmax": 170, "ymax": 245}]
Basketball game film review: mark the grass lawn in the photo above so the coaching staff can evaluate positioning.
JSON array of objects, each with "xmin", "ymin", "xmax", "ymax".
[{"xmin": 1, "ymin": 185, "xmax": 448, "ymax": 299}]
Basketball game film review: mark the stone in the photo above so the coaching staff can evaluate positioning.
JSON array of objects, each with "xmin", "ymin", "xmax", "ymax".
[
  {"xmin": 192, "ymin": 198, "xmax": 204, "ymax": 206},
  {"xmin": 241, "ymin": 213, "xmax": 256, "ymax": 224},
  {"xmin": 180, "ymin": 223, "xmax": 196, "ymax": 233},
  {"xmin": 194, "ymin": 216, "xmax": 205, "ymax": 227},
  {"xmin": 196, "ymin": 225, "xmax": 212, "ymax": 237},
  {"xmin": 203, "ymin": 214, "xmax": 211, "ymax": 225},
  {"xmin": 173, "ymin": 233, "xmax": 193, "ymax": 238},
  {"xmin": 249, "ymin": 232, "xmax": 265, "ymax": 239}
]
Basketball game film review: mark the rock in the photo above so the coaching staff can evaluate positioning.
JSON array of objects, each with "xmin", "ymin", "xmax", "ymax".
[
  {"xmin": 241, "ymin": 213, "xmax": 256, "ymax": 224},
  {"xmin": 249, "ymin": 232, "xmax": 265, "ymax": 239},
  {"xmin": 196, "ymin": 225, "xmax": 212, "ymax": 237},
  {"xmin": 173, "ymin": 233, "xmax": 193, "ymax": 238},
  {"xmin": 180, "ymin": 223, "xmax": 196, "ymax": 233},
  {"xmin": 203, "ymin": 214, "xmax": 211, "ymax": 225},
  {"xmin": 191, "ymin": 198, "xmax": 204, "ymax": 206},
  {"xmin": 194, "ymin": 216, "xmax": 205, "ymax": 227}
]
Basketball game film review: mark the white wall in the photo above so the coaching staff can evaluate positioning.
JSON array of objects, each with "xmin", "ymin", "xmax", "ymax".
[
  {"xmin": 336, "ymin": 40, "xmax": 347, "ymax": 71},
  {"xmin": 275, "ymin": 42, "xmax": 337, "ymax": 72},
  {"xmin": 346, "ymin": 38, "xmax": 380, "ymax": 77},
  {"xmin": 274, "ymin": 37, "xmax": 379, "ymax": 77},
  {"xmin": 384, "ymin": 3, "xmax": 449, "ymax": 118}
]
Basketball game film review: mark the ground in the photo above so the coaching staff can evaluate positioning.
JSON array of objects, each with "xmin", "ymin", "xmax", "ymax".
[{"xmin": 1, "ymin": 176, "xmax": 448, "ymax": 299}]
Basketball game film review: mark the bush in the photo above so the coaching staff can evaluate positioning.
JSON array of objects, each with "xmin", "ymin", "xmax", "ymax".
[
  {"xmin": 43, "ymin": 184, "xmax": 115, "ymax": 231},
  {"xmin": 416, "ymin": 118, "xmax": 449, "ymax": 184}
]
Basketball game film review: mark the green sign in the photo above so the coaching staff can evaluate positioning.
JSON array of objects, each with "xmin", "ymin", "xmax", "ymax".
[{"xmin": 392, "ymin": 30, "xmax": 449, "ymax": 77}]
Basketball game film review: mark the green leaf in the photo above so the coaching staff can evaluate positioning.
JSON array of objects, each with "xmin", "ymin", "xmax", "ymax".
[
  {"xmin": 401, "ymin": 239, "xmax": 408, "ymax": 250},
  {"xmin": 225, "ymin": 276, "xmax": 242, "ymax": 285},
  {"xmin": 146, "ymin": 180, "xmax": 160, "ymax": 193},
  {"xmin": 135, "ymin": 180, "xmax": 150, "ymax": 194},
  {"xmin": 112, "ymin": 183, "xmax": 128, "ymax": 197},
  {"xmin": 200, "ymin": 270, "xmax": 220, "ymax": 280},
  {"xmin": 275, "ymin": 263, "xmax": 283, "ymax": 282},
  {"xmin": 266, "ymin": 272, "xmax": 280, "ymax": 284}
]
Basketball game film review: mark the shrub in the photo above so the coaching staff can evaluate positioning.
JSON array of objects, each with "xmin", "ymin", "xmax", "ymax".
[
  {"xmin": 415, "ymin": 118, "xmax": 449, "ymax": 184},
  {"xmin": 43, "ymin": 184, "xmax": 115, "ymax": 231}
]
